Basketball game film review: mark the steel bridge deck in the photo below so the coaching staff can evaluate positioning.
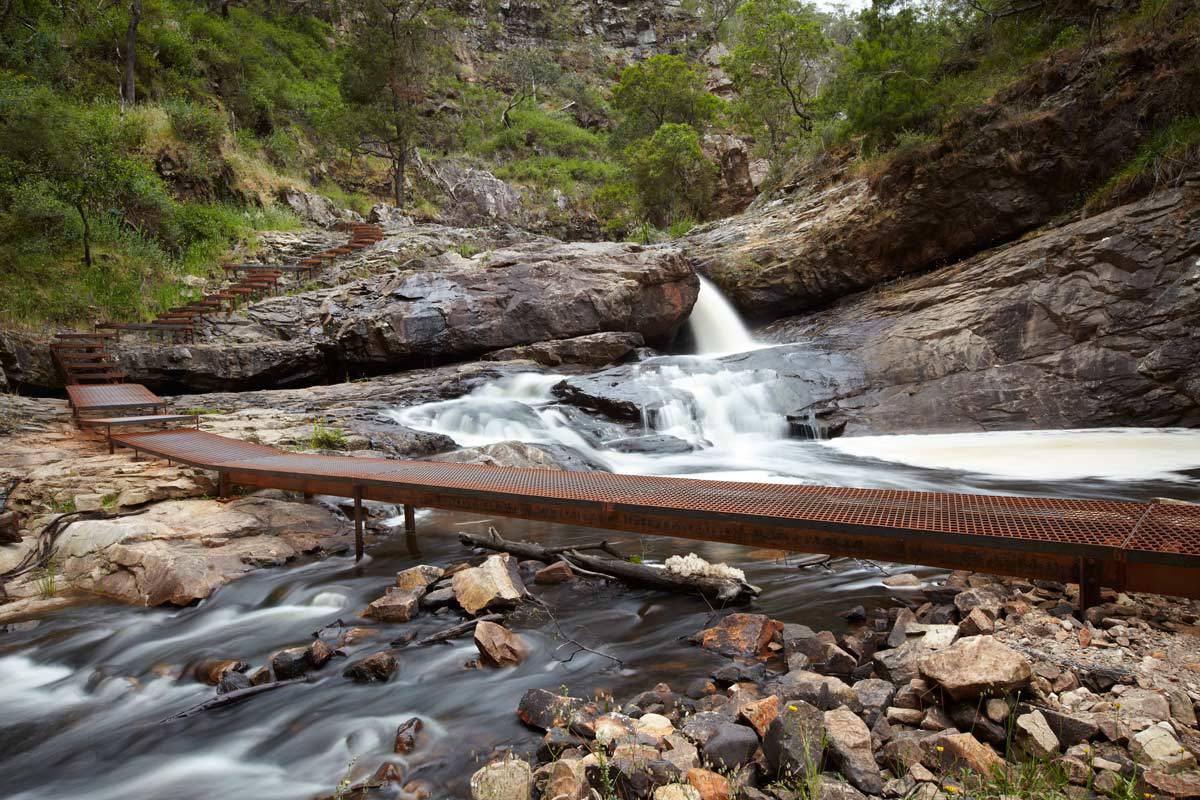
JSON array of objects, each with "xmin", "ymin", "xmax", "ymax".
[{"xmin": 109, "ymin": 429, "xmax": 1200, "ymax": 605}]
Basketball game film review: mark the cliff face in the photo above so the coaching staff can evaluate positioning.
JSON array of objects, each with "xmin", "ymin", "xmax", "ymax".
[
  {"xmin": 558, "ymin": 185, "xmax": 1200, "ymax": 434},
  {"xmin": 685, "ymin": 28, "xmax": 1200, "ymax": 321}
]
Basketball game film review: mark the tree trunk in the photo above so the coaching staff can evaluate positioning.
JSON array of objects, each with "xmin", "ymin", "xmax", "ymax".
[
  {"xmin": 122, "ymin": 0, "xmax": 142, "ymax": 107},
  {"xmin": 75, "ymin": 202, "xmax": 92, "ymax": 268},
  {"xmin": 393, "ymin": 137, "xmax": 408, "ymax": 209}
]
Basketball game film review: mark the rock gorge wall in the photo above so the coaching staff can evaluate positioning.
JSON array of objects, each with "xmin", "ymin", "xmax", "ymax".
[
  {"xmin": 686, "ymin": 28, "xmax": 1200, "ymax": 321},
  {"xmin": 560, "ymin": 186, "xmax": 1200, "ymax": 434}
]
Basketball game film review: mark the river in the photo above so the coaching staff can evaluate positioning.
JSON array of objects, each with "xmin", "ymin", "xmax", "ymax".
[{"xmin": 2, "ymin": 281, "xmax": 1199, "ymax": 799}]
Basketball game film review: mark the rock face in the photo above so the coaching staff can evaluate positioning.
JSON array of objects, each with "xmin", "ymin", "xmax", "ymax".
[
  {"xmin": 686, "ymin": 29, "xmax": 1199, "ymax": 319},
  {"xmin": 280, "ymin": 188, "xmax": 360, "ymax": 229},
  {"xmin": 51, "ymin": 497, "xmax": 347, "ymax": 606},
  {"xmin": 484, "ymin": 332, "xmax": 644, "ymax": 368},
  {"xmin": 102, "ymin": 240, "xmax": 696, "ymax": 392},
  {"xmin": 432, "ymin": 163, "xmax": 523, "ymax": 225},
  {"xmin": 562, "ymin": 187, "xmax": 1200, "ymax": 433}
]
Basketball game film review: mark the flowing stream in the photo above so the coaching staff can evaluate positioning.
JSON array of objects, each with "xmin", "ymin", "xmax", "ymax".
[{"xmin": 4, "ymin": 281, "xmax": 1200, "ymax": 800}]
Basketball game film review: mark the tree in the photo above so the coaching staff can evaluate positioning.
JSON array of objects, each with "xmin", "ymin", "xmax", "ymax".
[
  {"xmin": 684, "ymin": 0, "xmax": 744, "ymax": 43},
  {"xmin": 611, "ymin": 54, "xmax": 723, "ymax": 144},
  {"xmin": 723, "ymin": 0, "xmax": 830, "ymax": 158},
  {"xmin": 823, "ymin": 0, "xmax": 951, "ymax": 150},
  {"xmin": 623, "ymin": 123, "xmax": 715, "ymax": 226},
  {"xmin": 121, "ymin": 0, "xmax": 142, "ymax": 106},
  {"xmin": 0, "ymin": 86, "xmax": 156, "ymax": 267},
  {"xmin": 495, "ymin": 47, "xmax": 561, "ymax": 128},
  {"xmin": 339, "ymin": 0, "xmax": 455, "ymax": 208}
]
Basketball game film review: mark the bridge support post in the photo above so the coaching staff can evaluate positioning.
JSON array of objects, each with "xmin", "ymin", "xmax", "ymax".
[
  {"xmin": 404, "ymin": 504, "xmax": 416, "ymax": 535},
  {"xmin": 354, "ymin": 486, "xmax": 364, "ymax": 563},
  {"xmin": 218, "ymin": 472, "xmax": 230, "ymax": 499},
  {"xmin": 1078, "ymin": 556, "xmax": 1101, "ymax": 614}
]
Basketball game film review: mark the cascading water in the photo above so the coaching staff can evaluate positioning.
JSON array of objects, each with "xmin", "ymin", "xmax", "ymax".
[
  {"xmin": 688, "ymin": 275, "xmax": 761, "ymax": 355},
  {"xmin": 6, "ymin": 267, "xmax": 1200, "ymax": 800}
]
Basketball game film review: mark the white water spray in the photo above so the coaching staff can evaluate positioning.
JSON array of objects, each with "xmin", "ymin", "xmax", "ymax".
[{"xmin": 688, "ymin": 275, "xmax": 760, "ymax": 355}]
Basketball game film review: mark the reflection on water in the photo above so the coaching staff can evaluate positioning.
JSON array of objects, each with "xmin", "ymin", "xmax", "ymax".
[{"xmin": 4, "ymin": 352, "xmax": 1200, "ymax": 798}]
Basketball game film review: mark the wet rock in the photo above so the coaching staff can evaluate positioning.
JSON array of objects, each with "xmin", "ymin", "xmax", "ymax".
[
  {"xmin": 606, "ymin": 435, "xmax": 696, "ymax": 455},
  {"xmin": 342, "ymin": 651, "xmax": 397, "ymax": 683},
  {"xmin": 1132, "ymin": 722, "xmax": 1196, "ymax": 774},
  {"xmin": 365, "ymin": 588, "xmax": 423, "ymax": 622},
  {"xmin": 485, "ymin": 332, "xmax": 644, "ymax": 368},
  {"xmin": 270, "ymin": 647, "xmax": 312, "ymax": 681},
  {"xmin": 697, "ymin": 614, "xmax": 782, "ymax": 659},
  {"xmin": 824, "ymin": 706, "xmax": 884, "ymax": 794},
  {"xmin": 308, "ymin": 640, "xmax": 333, "ymax": 669},
  {"xmin": 433, "ymin": 441, "xmax": 599, "ymax": 472},
  {"xmin": 518, "ymin": 688, "xmax": 587, "ymax": 732},
  {"xmin": 474, "ymin": 620, "xmax": 530, "ymax": 667},
  {"xmin": 190, "ymin": 658, "xmax": 247, "ymax": 686},
  {"xmin": 882, "ymin": 574, "xmax": 922, "ymax": 588},
  {"xmin": 1014, "ymin": 710, "xmax": 1060, "ymax": 759},
  {"xmin": 394, "ymin": 716, "xmax": 423, "ymax": 754},
  {"xmin": 395, "ymin": 565, "xmax": 444, "ymax": 592},
  {"xmin": 917, "ymin": 635, "xmax": 1032, "ymax": 701},
  {"xmin": 217, "ymin": 670, "xmax": 252, "ymax": 694},
  {"xmin": 420, "ymin": 587, "xmax": 456, "ymax": 609},
  {"xmin": 534, "ymin": 561, "xmax": 574, "ymax": 584},
  {"xmin": 763, "ymin": 700, "xmax": 825, "ymax": 779},
  {"xmin": 247, "ymin": 666, "xmax": 271, "ymax": 686},
  {"xmin": 739, "ymin": 695, "xmax": 780, "ymax": 738},
  {"xmin": 701, "ymin": 722, "xmax": 760, "ymax": 771},
  {"xmin": 470, "ymin": 758, "xmax": 531, "ymax": 800},
  {"xmin": 453, "ymin": 554, "xmax": 527, "ymax": 615},
  {"xmin": 922, "ymin": 732, "xmax": 1005, "ymax": 777}
]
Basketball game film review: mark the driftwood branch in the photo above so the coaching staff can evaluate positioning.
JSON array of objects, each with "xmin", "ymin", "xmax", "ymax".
[
  {"xmin": 461, "ymin": 528, "xmax": 760, "ymax": 601},
  {"xmin": 397, "ymin": 613, "xmax": 504, "ymax": 647},
  {"xmin": 160, "ymin": 678, "xmax": 309, "ymax": 722}
]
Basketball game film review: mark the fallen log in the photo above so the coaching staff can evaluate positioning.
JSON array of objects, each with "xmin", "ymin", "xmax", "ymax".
[
  {"xmin": 160, "ymin": 677, "xmax": 308, "ymax": 722},
  {"xmin": 396, "ymin": 613, "xmax": 505, "ymax": 647},
  {"xmin": 460, "ymin": 528, "xmax": 760, "ymax": 601}
]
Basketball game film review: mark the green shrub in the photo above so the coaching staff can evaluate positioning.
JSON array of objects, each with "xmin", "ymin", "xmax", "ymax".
[
  {"xmin": 623, "ymin": 123, "xmax": 715, "ymax": 226},
  {"xmin": 166, "ymin": 100, "xmax": 228, "ymax": 151},
  {"xmin": 1087, "ymin": 115, "xmax": 1200, "ymax": 211},
  {"xmin": 309, "ymin": 418, "xmax": 349, "ymax": 450}
]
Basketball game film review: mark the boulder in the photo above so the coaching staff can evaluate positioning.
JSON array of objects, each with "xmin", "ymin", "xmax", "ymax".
[
  {"xmin": 824, "ymin": 706, "xmax": 884, "ymax": 795},
  {"xmin": 307, "ymin": 640, "xmax": 333, "ymax": 669},
  {"xmin": 653, "ymin": 784, "xmax": 700, "ymax": 800},
  {"xmin": 697, "ymin": 614, "xmax": 782, "ymax": 659},
  {"xmin": 342, "ymin": 651, "xmax": 398, "ymax": 683},
  {"xmin": 636, "ymin": 713, "xmax": 676, "ymax": 739},
  {"xmin": 434, "ymin": 163, "xmax": 522, "ymax": 225},
  {"xmin": 365, "ymin": 588, "xmax": 423, "ymax": 622},
  {"xmin": 396, "ymin": 565, "xmax": 444, "ymax": 591},
  {"xmin": 394, "ymin": 716, "xmax": 423, "ymax": 754},
  {"xmin": 1131, "ymin": 722, "xmax": 1196, "ymax": 774},
  {"xmin": 768, "ymin": 670, "xmax": 860, "ymax": 712},
  {"xmin": 917, "ymin": 636, "xmax": 1031, "ymax": 701},
  {"xmin": 1013, "ymin": 710, "xmax": 1060, "ymax": 759},
  {"xmin": 517, "ymin": 688, "xmax": 587, "ymax": 731},
  {"xmin": 685, "ymin": 768, "xmax": 730, "ymax": 800},
  {"xmin": 452, "ymin": 554, "xmax": 527, "ymax": 615},
  {"xmin": 763, "ymin": 700, "xmax": 825, "ymax": 780},
  {"xmin": 470, "ymin": 759, "xmax": 531, "ymax": 800},
  {"xmin": 485, "ymin": 332, "xmax": 644, "ymax": 368},
  {"xmin": 190, "ymin": 658, "xmax": 246, "ymax": 685},
  {"xmin": 739, "ymin": 695, "xmax": 780, "ymax": 738},
  {"xmin": 958, "ymin": 607, "xmax": 995, "ymax": 637},
  {"xmin": 701, "ymin": 722, "xmax": 760, "ymax": 771},
  {"xmin": 270, "ymin": 647, "xmax": 312, "ymax": 680},
  {"xmin": 534, "ymin": 561, "xmax": 574, "ymax": 584},
  {"xmin": 217, "ymin": 670, "xmax": 251, "ymax": 694},
  {"xmin": 543, "ymin": 758, "xmax": 587, "ymax": 800},
  {"xmin": 474, "ymin": 620, "xmax": 529, "ymax": 667},
  {"xmin": 280, "ymin": 188, "xmax": 352, "ymax": 229},
  {"xmin": 922, "ymin": 732, "xmax": 1005, "ymax": 777}
]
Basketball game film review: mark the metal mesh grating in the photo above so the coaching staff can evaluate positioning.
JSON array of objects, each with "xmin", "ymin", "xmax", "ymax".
[
  {"xmin": 105, "ymin": 429, "xmax": 1179, "ymax": 552},
  {"xmin": 67, "ymin": 383, "xmax": 164, "ymax": 410}
]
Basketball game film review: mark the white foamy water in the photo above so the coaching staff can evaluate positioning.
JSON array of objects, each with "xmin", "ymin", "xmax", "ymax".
[
  {"xmin": 689, "ymin": 275, "xmax": 761, "ymax": 355},
  {"xmin": 824, "ymin": 428, "xmax": 1200, "ymax": 483}
]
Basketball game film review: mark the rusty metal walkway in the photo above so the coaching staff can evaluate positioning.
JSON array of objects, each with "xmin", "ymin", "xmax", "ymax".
[{"xmin": 109, "ymin": 428, "xmax": 1200, "ymax": 607}]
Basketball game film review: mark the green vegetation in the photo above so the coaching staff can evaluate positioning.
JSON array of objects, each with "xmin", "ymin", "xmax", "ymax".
[
  {"xmin": 309, "ymin": 417, "xmax": 349, "ymax": 450},
  {"xmin": 1088, "ymin": 116, "xmax": 1200, "ymax": 211}
]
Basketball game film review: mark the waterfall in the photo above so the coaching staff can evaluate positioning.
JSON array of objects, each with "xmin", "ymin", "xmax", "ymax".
[{"xmin": 688, "ymin": 275, "xmax": 760, "ymax": 355}]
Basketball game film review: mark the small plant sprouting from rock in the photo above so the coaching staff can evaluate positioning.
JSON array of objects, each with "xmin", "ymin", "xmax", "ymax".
[
  {"xmin": 330, "ymin": 757, "xmax": 358, "ymax": 800},
  {"xmin": 455, "ymin": 241, "xmax": 480, "ymax": 258},
  {"xmin": 309, "ymin": 417, "xmax": 349, "ymax": 451},
  {"xmin": 36, "ymin": 557, "xmax": 59, "ymax": 598}
]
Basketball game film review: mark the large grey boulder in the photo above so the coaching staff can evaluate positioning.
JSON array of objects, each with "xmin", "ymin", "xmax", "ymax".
[
  {"xmin": 918, "ymin": 636, "xmax": 1032, "ymax": 701},
  {"xmin": 823, "ymin": 706, "xmax": 884, "ymax": 794}
]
